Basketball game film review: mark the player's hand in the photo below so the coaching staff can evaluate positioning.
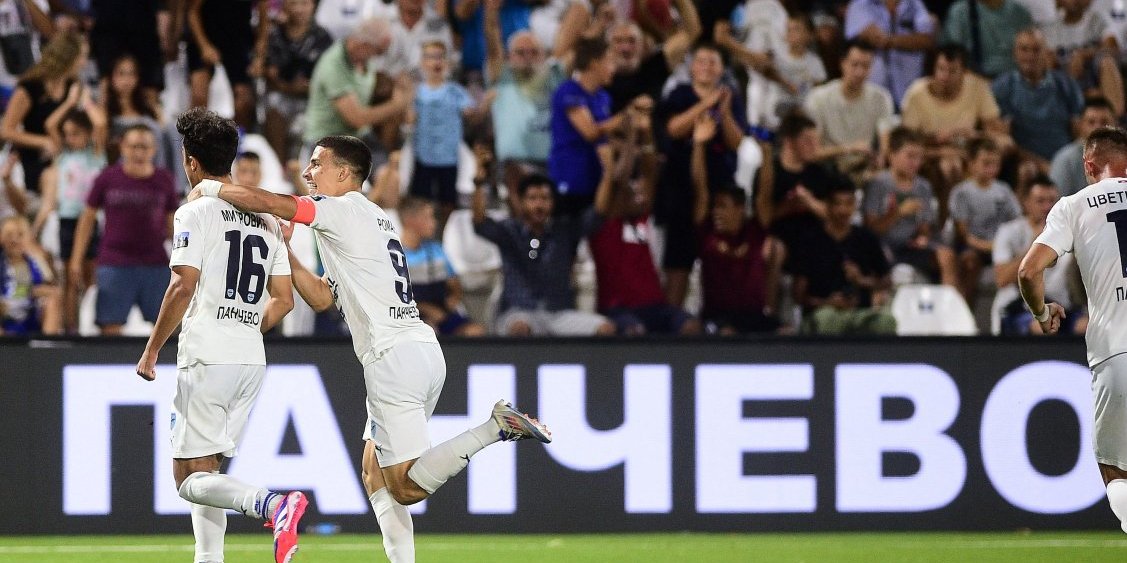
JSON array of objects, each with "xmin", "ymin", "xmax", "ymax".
[
  {"xmin": 136, "ymin": 351, "xmax": 157, "ymax": 381},
  {"xmin": 279, "ymin": 218, "xmax": 295, "ymax": 243},
  {"xmin": 1037, "ymin": 302, "xmax": 1066, "ymax": 335},
  {"xmin": 186, "ymin": 186, "xmax": 204, "ymax": 202}
]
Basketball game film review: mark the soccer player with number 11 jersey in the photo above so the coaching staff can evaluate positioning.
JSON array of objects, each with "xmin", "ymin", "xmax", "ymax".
[{"xmin": 190, "ymin": 129, "xmax": 552, "ymax": 563}]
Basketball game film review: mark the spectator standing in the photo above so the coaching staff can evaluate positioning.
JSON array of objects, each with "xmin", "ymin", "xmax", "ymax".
[
  {"xmin": 263, "ymin": 0, "xmax": 333, "ymax": 163},
  {"xmin": 942, "ymin": 0, "xmax": 1033, "ymax": 78},
  {"xmin": 992, "ymin": 28, "xmax": 1085, "ymax": 162},
  {"xmin": 381, "ymin": 0, "xmax": 456, "ymax": 78},
  {"xmin": 314, "ymin": 0, "xmax": 397, "ymax": 41},
  {"xmin": 35, "ymin": 102, "xmax": 107, "ymax": 334},
  {"xmin": 68, "ymin": 125, "xmax": 178, "ymax": 335},
  {"xmin": 100, "ymin": 54, "xmax": 166, "ymax": 169},
  {"xmin": 691, "ymin": 114, "xmax": 783, "ymax": 334},
  {"xmin": 399, "ymin": 196, "xmax": 487, "ymax": 337},
  {"xmin": 863, "ymin": 127, "xmax": 958, "ymax": 287},
  {"xmin": 184, "ymin": 0, "xmax": 270, "ymax": 129},
  {"xmin": 89, "ymin": 0, "xmax": 167, "ymax": 97},
  {"xmin": 795, "ymin": 184, "xmax": 896, "ymax": 335},
  {"xmin": 548, "ymin": 37, "xmax": 629, "ymax": 217},
  {"xmin": 588, "ymin": 106, "xmax": 700, "ymax": 335},
  {"xmin": 948, "ymin": 138, "xmax": 1022, "ymax": 305},
  {"xmin": 454, "ymin": 0, "xmax": 532, "ymax": 74},
  {"xmin": 803, "ymin": 40, "xmax": 895, "ymax": 174},
  {"xmin": 0, "ymin": 31, "xmax": 87, "ymax": 194},
  {"xmin": 484, "ymin": 1, "xmax": 564, "ymax": 186},
  {"xmin": 304, "ymin": 18, "xmax": 411, "ymax": 162},
  {"xmin": 471, "ymin": 173, "xmax": 615, "ymax": 336},
  {"xmin": 844, "ymin": 0, "xmax": 936, "ymax": 106},
  {"xmin": 714, "ymin": 0, "xmax": 791, "ymax": 129},
  {"xmin": 1051, "ymin": 96, "xmax": 1117, "ymax": 196},
  {"xmin": 657, "ymin": 43, "xmax": 747, "ymax": 306},
  {"xmin": 605, "ymin": 0, "xmax": 700, "ymax": 113},
  {"xmin": 410, "ymin": 40, "xmax": 491, "ymax": 222}
]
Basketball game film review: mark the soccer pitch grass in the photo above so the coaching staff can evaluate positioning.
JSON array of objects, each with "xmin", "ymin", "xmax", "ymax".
[{"xmin": 2, "ymin": 532, "xmax": 1127, "ymax": 562}]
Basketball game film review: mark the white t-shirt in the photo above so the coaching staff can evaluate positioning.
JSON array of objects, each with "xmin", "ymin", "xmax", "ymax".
[
  {"xmin": 299, "ymin": 191, "xmax": 437, "ymax": 365},
  {"xmin": 1035, "ymin": 177, "xmax": 1127, "ymax": 367},
  {"xmin": 170, "ymin": 198, "xmax": 291, "ymax": 368}
]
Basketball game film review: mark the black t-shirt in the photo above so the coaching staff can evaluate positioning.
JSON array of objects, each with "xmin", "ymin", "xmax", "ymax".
[
  {"xmin": 92, "ymin": 0, "xmax": 158, "ymax": 29},
  {"xmin": 267, "ymin": 23, "xmax": 334, "ymax": 83},
  {"xmin": 607, "ymin": 50, "xmax": 670, "ymax": 113},
  {"xmin": 769, "ymin": 158, "xmax": 835, "ymax": 205},
  {"xmin": 796, "ymin": 225, "xmax": 890, "ymax": 308}
]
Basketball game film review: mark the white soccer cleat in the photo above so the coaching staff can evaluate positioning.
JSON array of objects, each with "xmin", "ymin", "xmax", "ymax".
[{"xmin": 492, "ymin": 400, "xmax": 552, "ymax": 443}]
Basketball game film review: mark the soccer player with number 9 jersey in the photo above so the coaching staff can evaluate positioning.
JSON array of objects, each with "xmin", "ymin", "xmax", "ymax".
[{"xmin": 191, "ymin": 133, "xmax": 552, "ymax": 563}]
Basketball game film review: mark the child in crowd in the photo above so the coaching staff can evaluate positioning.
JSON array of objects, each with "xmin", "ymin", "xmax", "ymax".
[
  {"xmin": 34, "ymin": 105, "xmax": 106, "ymax": 334},
  {"xmin": 233, "ymin": 151, "xmax": 263, "ymax": 187},
  {"xmin": 948, "ymin": 138, "xmax": 1021, "ymax": 306},
  {"xmin": 863, "ymin": 127, "xmax": 957, "ymax": 287},
  {"xmin": 410, "ymin": 40, "xmax": 492, "ymax": 224},
  {"xmin": 1, "ymin": 216, "xmax": 60, "ymax": 335},
  {"xmin": 397, "ymin": 196, "xmax": 486, "ymax": 337},
  {"xmin": 771, "ymin": 14, "xmax": 827, "ymax": 124}
]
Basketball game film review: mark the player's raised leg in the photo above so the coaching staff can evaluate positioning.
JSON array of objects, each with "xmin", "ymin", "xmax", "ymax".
[{"xmin": 363, "ymin": 440, "xmax": 415, "ymax": 563}]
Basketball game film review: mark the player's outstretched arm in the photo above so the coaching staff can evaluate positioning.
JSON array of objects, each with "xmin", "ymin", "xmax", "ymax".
[
  {"xmin": 1018, "ymin": 242, "xmax": 1066, "ymax": 334},
  {"xmin": 193, "ymin": 180, "xmax": 299, "ymax": 221},
  {"xmin": 260, "ymin": 274, "xmax": 295, "ymax": 333},
  {"xmin": 136, "ymin": 265, "xmax": 200, "ymax": 381}
]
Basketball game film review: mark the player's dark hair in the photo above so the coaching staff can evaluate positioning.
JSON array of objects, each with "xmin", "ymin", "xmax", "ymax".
[
  {"xmin": 315, "ymin": 135, "xmax": 373, "ymax": 183},
  {"xmin": 57, "ymin": 108, "xmax": 93, "ymax": 136},
  {"xmin": 573, "ymin": 37, "xmax": 609, "ymax": 72},
  {"xmin": 176, "ymin": 107, "xmax": 239, "ymax": 176},
  {"xmin": 777, "ymin": 113, "xmax": 816, "ymax": 141},
  {"xmin": 1085, "ymin": 126, "xmax": 1127, "ymax": 160},
  {"xmin": 966, "ymin": 137, "xmax": 999, "ymax": 161},
  {"xmin": 236, "ymin": 151, "xmax": 261, "ymax": 163},
  {"xmin": 517, "ymin": 173, "xmax": 554, "ymax": 197},
  {"xmin": 888, "ymin": 126, "xmax": 923, "ymax": 153}
]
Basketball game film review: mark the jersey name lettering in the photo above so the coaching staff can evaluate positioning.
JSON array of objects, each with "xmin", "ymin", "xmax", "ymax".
[{"xmin": 221, "ymin": 209, "xmax": 268, "ymax": 230}]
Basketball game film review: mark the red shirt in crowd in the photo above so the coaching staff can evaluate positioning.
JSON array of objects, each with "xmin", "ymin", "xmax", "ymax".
[
  {"xmin": 86, "ymin": 164, "xmax": 178, "ymax": 267},
  {"xmin": 697, "ymin": 221, "xmax": 768, "ymax": 317},
  {"xmin": 590, "ymin": 214, "xmax": 666, "ymax": 310}
]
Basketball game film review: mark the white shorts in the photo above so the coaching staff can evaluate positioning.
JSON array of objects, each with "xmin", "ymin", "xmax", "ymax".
[
  {"xmin": 1093, "ymin": 353, "xmax": 1127, "ymax": 470},
  {"xmin": 362, "ymin": 340, "xmax": 446, "ymax": 467},
  {"xmin": 171, "ymin": 364, "xmax": 266, "ymax": 459}
]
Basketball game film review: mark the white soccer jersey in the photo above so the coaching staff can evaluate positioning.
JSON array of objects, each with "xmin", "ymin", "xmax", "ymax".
[
  {"xmin": 301, "ymin": 191, "xmax": 437, "ymax": 364},
  {"xmin": 1035, "ymin": 177, "xmax": 1127, "ymax": 367},
  {"xmin": 170, "ymin": 198, "xmax": 290, "ymax": 368}
]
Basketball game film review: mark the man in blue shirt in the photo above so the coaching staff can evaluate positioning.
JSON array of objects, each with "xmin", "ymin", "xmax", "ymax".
[{"xmin": 845, "ymin": 0, "xmax": 936, "ymax": 106}]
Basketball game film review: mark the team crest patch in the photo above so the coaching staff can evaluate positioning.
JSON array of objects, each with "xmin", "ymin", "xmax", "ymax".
[{"xmin": 173, "ymin": 231, "xmax": 190, "ymax": 249}]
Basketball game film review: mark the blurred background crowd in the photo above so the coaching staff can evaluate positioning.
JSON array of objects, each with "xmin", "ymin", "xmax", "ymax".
[{"xmin": 0, "ymin": 0, "xmax": 1113, "ymax": 338}]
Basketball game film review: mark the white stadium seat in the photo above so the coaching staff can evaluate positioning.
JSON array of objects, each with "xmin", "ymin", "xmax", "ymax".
[{"xmin": 891, "ymin": 284, "xmax": 978, "ymax": 336}]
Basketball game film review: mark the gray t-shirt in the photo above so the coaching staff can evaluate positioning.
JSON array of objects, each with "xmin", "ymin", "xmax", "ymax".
[
  {"xmin": 948, "ymin": 179, "xmax": 1022, "ymax": 240},
  {"xmin": 992, "ymin": 216, "xmax": 1074, "ymax": 313},
  {"xmin": 862, "ymin": 171, "xmax": 937, "ymax": 249},
  {"xmin": 1049, "ymin": 141, "xmax": 1087, "ymax": 197}
]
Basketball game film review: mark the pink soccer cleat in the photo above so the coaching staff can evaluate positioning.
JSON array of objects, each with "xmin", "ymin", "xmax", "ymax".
[{"xmin": 266, "ymin": 491, "xmax": 308, "ymax": 563}]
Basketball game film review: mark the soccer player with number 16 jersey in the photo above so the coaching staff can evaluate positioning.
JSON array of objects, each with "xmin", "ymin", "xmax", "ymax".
[
  {"xmin": 191, "ymin": 132, "xmax": 552, "ymax": 563},
  {"xmin": 136, "ymin": 108, "xmax": 306, "ymax": 563}
]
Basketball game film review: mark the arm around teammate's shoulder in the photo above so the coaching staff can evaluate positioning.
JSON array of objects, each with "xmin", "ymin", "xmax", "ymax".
[{"xmin": 201, "ymin": 181, "xmax": 299, "ymax": 221}]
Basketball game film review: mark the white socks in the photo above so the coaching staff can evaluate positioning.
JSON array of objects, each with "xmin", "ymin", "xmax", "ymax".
[
  {"xmin": 178, "ymin": 472, "xmax": 280, "ymax": 520},
  {"xmin": 406, "ymin": 419, "xmax": 500, "ymax": 494},
  {"xmin": 370, "ymin": 488, "xmax": 415, "ymax": 563},
  {"xmin": 191, "ymin": 503, "xmax": 226, "ymax": 563},
  {"xmin": 1107, "ymin": 479, "xmax": 1127, "ymax": 533}
]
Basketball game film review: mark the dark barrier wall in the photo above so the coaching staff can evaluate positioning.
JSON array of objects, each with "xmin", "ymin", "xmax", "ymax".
[{"xmin": 0, "ymin": 337, "xmax": 1115, "ymax": 535}]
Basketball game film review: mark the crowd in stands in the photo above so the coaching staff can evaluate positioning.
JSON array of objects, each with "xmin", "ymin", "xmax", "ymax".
[{"xmin": 0, "ymin": 0, "xmax": 1114, "ymax": 338}]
